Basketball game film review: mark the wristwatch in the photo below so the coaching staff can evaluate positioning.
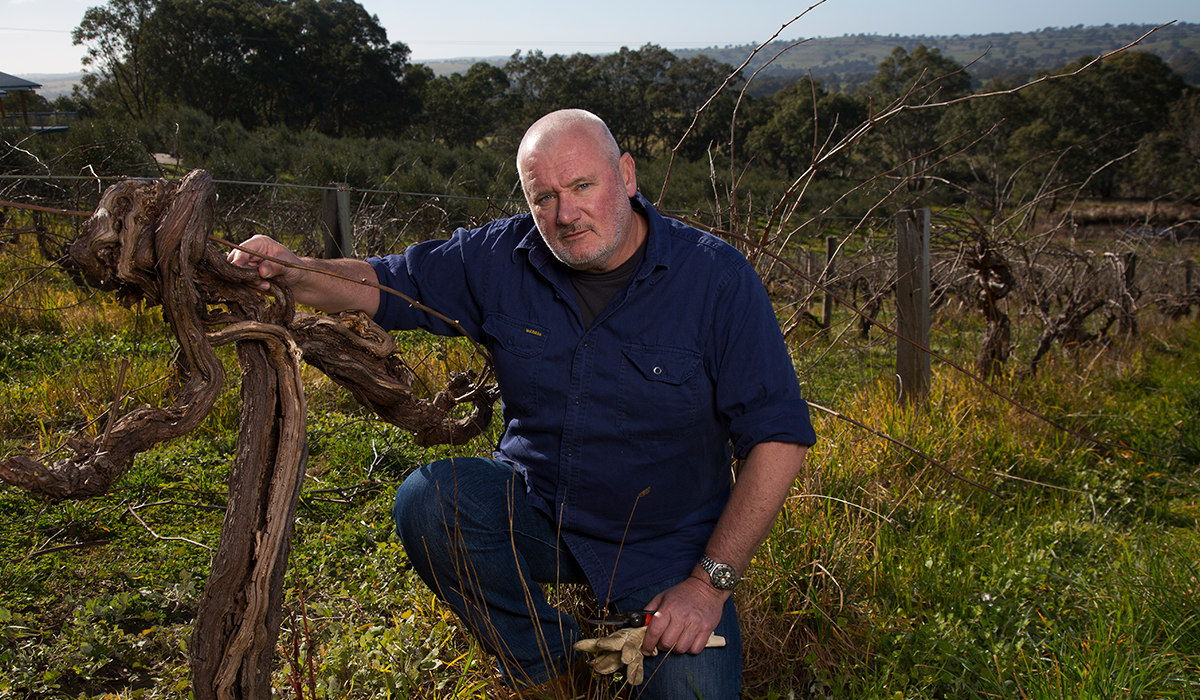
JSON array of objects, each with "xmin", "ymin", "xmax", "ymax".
[{"xmin": 698, "ymin": 555, "xmax": 740, "ymax": 590}]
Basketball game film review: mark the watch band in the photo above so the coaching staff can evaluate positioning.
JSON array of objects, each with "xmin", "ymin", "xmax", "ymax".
[{"xmin": 698, "ymin": 555, "xmax": 740, "ymax": 590}]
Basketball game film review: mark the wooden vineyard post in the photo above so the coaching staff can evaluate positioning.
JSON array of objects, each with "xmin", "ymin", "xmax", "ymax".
[
  {"xmin": 322, "ymin": 182, "xmax": 352, "ymax": 259},
  {"xmin": 895, "ymin": 209, "xmax": 930, "ymax": 406},
  {"xmin": 822, "ymin": 235, "xmax": 836, "ymax": 327}
]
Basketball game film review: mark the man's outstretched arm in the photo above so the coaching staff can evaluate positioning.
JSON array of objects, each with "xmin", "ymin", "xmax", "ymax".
[
  {"xmin": 641, "ymin": 440, "xmax": 809, "ymax": 655},
  {"xmin": 227, "ymin": 234, "xmax": 381, "ymax": 316}
]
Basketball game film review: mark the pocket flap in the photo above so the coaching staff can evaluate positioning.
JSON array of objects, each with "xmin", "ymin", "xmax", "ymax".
[
  {"xmin": 622, "ymin": 344, "xmax": 701, "ymax": 385},
  {"xmin": 484, "ymin": 315, "xmax": 548, "ymax": 358}
]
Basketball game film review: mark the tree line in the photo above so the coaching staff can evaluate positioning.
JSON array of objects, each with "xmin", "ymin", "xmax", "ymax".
[{"xmin": 5, "ymin": 0, "xmax": 1199, "ymax": 211}]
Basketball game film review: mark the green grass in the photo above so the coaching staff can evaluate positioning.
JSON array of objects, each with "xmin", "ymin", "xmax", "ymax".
[
  {"xmin": 734, "ymin": 310, "xmax": 1200, "ymax": 698},
  {"xmin": 1, "ymin": 215, "xmax": 1198, "ymax": 699}
]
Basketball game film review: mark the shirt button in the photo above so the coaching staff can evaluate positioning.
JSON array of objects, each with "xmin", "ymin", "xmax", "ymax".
[
  {"xmin": 573, "ymin": 397, "xmax": 580, "ymax": 405},
  {"xmin": 653, "ymin": 366, "xmax": 663, "ymax": 375}
]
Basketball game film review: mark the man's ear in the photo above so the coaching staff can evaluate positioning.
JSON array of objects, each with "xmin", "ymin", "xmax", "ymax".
[{"xmin": 620, "ymin": 152, "xmax": 638, "ymax": 197}]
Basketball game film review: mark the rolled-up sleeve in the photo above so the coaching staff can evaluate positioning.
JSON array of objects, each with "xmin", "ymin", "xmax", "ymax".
[{"xmin": 712, "ymin": 259, "xmax": 816, "ymax": 458}]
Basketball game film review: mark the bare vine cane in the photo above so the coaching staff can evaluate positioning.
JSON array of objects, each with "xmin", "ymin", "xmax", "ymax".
[{"xmin": 0, "ymin": 169, "xmax": 498, "ymax": 699}]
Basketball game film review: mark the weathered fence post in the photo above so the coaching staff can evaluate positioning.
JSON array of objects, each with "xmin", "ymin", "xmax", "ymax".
[
  {"xmin": 822, "ymin": 236, "xmax": 836, "ymax": 327},
  {"xmin": 797, "ymin": 245, "xmax": 810, "ymax": 300},
  {"xmin": 1115, "ymin": 251, "xmax": 1139, "ymax": 336},
  {"xmin": 896, "ymin": 209, "xmax": 930, "ymax": 405},
  {"xmin": 321, "ymin": 183, "xmax": 352, "ymax": 259}
]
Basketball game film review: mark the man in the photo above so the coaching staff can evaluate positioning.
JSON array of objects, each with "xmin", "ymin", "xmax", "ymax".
[{"xmin": 229, "ymin": 109, "xmax": 815, "ymax": 698}]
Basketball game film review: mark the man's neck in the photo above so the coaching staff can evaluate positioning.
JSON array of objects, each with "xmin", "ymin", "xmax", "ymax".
[{"xmin": 603, "ymin": 210, "xmax": 648, "ymax": 271}]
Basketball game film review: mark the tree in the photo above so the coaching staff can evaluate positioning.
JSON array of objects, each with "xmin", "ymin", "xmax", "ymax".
[
  {"xmin": 1169, "ymin": 49, "xmax": 1200, "ymax": 86},
  {"xmin": 1128, "ymin": 88, "xmax": 1200, "ymax": 202},
  {"xmin": 72, "ymin": 0, "xmax": 157, "ymax": 120},
  {"xmin": 1008, "ymin": 51, "xmax": 1188, "ymax": 199},
  {"xmin": 859, "ymin": 45, "xmax": 972, "ymax": 192},
  {"xmin": 503, "ymin": 50, "xmax": 602, "ymax": 130},
  {"xmin": 137, "ymin": 0, "xmax": 266, "ymax": 126},
  {"xmin": 938, "ymin": 77, "xmax": 1037, "ymax": 216},
  {"xmin": 74, "ymin": 0, "xmax": 426, "ymax": 137},
  {"xmin": 255, "ymin": 0, "xmax": 426, "ymax": 137},
  {"xmin": 591, "ymin": 45, "xmax": 677, "ymax": 159},
  {"xmin": 501, "ymin": 45, "xmax": 736, "ymax": 160},
  {"xmin": 746, "ymin": 77, "xmax": 866, "ymax": 179},
  {"xmin": 421, "ymin": 63, "xmax": 513, "ymax": 148},
  {"xmin": 661, "ymin": 54, "xmax": 743, "ymax": 161}
]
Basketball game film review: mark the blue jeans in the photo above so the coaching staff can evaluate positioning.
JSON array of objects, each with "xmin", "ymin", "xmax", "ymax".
[{"xmin": 393, "ymin": 457, "xmax": 742, "ymax": 699}]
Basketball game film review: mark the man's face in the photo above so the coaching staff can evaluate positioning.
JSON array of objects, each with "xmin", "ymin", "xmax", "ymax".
[{"xmin": 520, "ymin": 130, "xmax": 639, "ymax": 272}]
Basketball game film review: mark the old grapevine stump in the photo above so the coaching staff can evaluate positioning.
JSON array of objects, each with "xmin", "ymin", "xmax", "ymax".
[
  {"xmin": 0, "ymin": 170, "xmax": 496, "ymax": 699},
  {"xmin": 968, "ymin": 238, "xmax": 1014, "ymax": 381}
]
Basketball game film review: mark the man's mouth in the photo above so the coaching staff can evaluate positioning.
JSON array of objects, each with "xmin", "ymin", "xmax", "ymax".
[{"xmin": 558, "ymin": 226, "xmax": 591, "ymax": 242}]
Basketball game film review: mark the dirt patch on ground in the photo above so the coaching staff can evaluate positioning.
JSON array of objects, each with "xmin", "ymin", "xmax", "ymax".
[
  {"xmin": 1035, "ymin": 200, "xmax": 1200, "ymax": 240},
  {"xmin": 1070, "ymin": 200, "xmax": 1200, "ymax": 227}
]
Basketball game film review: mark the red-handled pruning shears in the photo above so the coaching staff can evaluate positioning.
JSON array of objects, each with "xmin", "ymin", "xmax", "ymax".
[{"xmin": 586, "ymin": 609, "xmax": 655, "ymax": 629}]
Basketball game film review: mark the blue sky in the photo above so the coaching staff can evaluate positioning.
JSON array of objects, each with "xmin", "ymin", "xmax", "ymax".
[{"xmin": 2, "ymin": 0, "xmax": 1197, "ymax": 76}]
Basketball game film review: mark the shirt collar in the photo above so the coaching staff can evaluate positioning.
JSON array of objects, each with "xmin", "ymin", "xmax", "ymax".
[{"xmin": 632, "ymin": 192, "xmax": 671, "ymax": 281}]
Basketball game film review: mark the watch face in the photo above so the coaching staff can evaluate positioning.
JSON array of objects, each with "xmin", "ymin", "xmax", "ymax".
[{"xmin": 711, "ymin": 564, "xmax": 738, "ymax": 590}]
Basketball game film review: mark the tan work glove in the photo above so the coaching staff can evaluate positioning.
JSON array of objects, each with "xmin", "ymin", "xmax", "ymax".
[
  {"xmin": 573, "ymin": 626, "xmax": 657, "ymax": 685},
  {"xmin": 574, "ymin": 627, "xmax": 728, "ymax": 686}
]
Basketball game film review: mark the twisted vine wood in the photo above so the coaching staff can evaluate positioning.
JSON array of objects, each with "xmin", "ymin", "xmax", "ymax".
[{"xmin": 0, "ymin": 170, "xmax": 497, "ymax": 699}]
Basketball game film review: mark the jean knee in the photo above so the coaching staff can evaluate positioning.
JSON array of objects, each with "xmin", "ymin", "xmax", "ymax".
[
  {"xmin": 393, "ymin": 458, "xmax": 504, "ymax": 556},
  {"xmin": 393, "ymin": 464, "xmax": 443, "ymax": 549}
]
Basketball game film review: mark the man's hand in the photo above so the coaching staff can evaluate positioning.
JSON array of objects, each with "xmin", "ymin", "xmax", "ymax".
[
  {"xmin": 641, "ymin": 572, "xmax": 729, "ymax": 655},
  {"xmin": 639, "ymin": 442, "xmax": 809, "ymax": 657},
  {"xmin": 226, "ymin": 235, "xmax": 303, "ymax": 291},
  {"xmin": 225, "ymin": 234, "xmax": 380, "ymax": 315}
]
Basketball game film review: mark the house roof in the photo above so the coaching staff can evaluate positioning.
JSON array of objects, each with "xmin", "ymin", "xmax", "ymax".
[{"xmin": 0, "ymin": 72, "xmax": 42, "ymax": 91}]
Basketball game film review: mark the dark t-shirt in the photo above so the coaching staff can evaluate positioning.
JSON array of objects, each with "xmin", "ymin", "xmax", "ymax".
[{"xmin": 569, "ymin": 236, "xmax": 648, "ymax": 329}]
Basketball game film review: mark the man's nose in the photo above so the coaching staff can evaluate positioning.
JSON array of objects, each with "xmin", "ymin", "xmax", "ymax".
[{"xmin": 557, "ymin": 194, "xmax": 581, "ymax": 225}]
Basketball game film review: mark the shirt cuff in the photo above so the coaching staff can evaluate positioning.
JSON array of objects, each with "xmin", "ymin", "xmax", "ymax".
[{"xmin": 729, "ymin": 398, "xmax": 816, "ymax": 459}]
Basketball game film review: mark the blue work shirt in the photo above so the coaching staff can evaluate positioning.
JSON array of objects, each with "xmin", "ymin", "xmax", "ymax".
[{"xmin": 368, "ymin": 194, "xmax": 815, "ymax": 602}]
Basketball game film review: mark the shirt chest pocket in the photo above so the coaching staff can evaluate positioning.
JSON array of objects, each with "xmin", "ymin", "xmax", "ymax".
[
  {"xmin": 484, "ymin": 314, "xmax": 548, "ymax": 417},
  {"xmin": 618, "ymin": 344, "xmax": 701, "ymax": 442}
]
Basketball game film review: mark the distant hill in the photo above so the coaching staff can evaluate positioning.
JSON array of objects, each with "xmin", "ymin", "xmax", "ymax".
[
  {"xmin": 18, "ymin": 72, "xmax": 85, "ymax": 100},
  {"xmin": 421, "ymin": 22, "xmax": 1200, "ymax": 94},
  {"xmin": 422, "ymin": 59, "xmax": 501, "ymax": 77},
  {"xmin": 674, "ymin": 22, "xmax": 1200, "ymax": 94}
]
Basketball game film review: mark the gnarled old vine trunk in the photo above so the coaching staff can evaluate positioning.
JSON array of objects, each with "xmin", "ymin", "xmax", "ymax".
[
  {"xmin": 968, "ymin": 239, "xmax": 1014, "ymax": 381},
  {"xmin": 0, "ymin": 170, "xmax": 497, "ymax": 699}
]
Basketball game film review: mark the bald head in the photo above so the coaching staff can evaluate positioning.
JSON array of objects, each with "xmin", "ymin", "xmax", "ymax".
[{"xmin": 517, "ymin": 109, "xmax": 622, "ymax": 189}]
